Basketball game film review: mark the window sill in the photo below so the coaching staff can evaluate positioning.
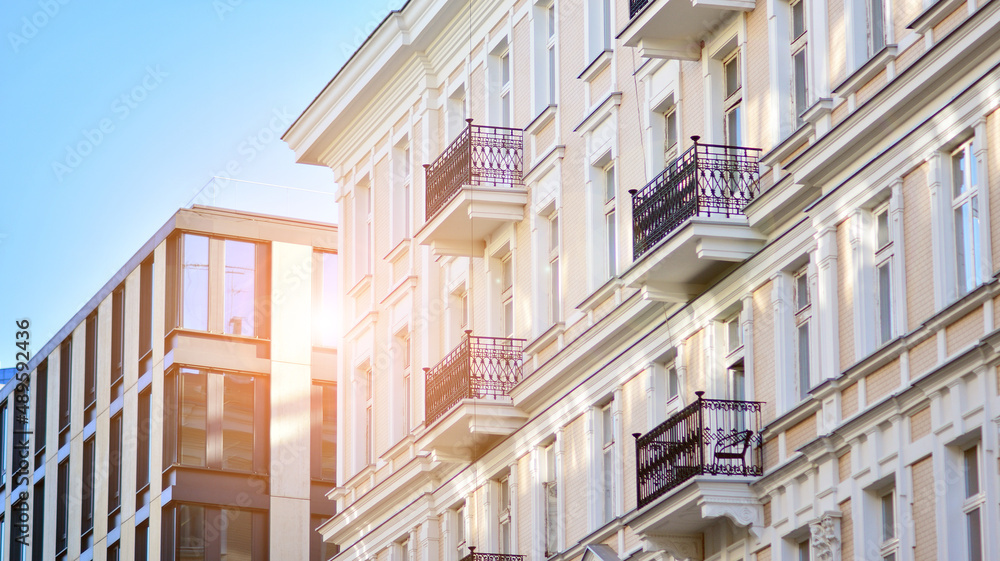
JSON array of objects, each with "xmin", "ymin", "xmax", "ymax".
[
  {"xmin": 908, "ymin": 0, "xmax": 966, "ymax": 35},
  {"xmin": 526, "ymin": 104, "xmax": 558, "ymax": 136},
  {"xmin": 574, "ymin": 92, "xmax": 623, "ymax": 133},
  {"xmin": 524, "ymin": 322, "xmax": 565, "ymax": 356},
  {"xmin": 383, "ymin": 238, "xmax": 411, "ymax": 263},
  {"xmin": 346, "ymin": 274, "xmax": 373, "ymax": 300},
  {"xmin": 576, "ymin": 277, "xmax": 623, "ymax": 314},
  {"xmin": 760, "ymin": 120, "xmax": 814, "ymax": 169},
  {"xmin": 832, "ymin": 45, "xmax": 899, "ymax": 100},
  {"xmin": 578, "ymin": 50, "xmax": 614, "ymax": 82}
]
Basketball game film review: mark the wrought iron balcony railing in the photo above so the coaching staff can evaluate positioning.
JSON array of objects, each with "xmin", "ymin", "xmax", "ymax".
[
  {"xmin": 459, "ymin": 548, "xmax": 524, "ymax": 561},
  {"xmin": 630, "ymin": 0, "xmax": 652, "ymax": 18},
  {"xmin": 634, "ymin": 391, "xmax": 764, "ymax": 509},
  {"xmin": 629, "ymin": 137, "xmax": 761, "ymax": 260},
  {"xmin": 424, "ymin": 331, "xmax": 526, "ymax": 425},
  {"xmin": 424, "ymin": 119, "xmax": 524, "ymax": 221}
]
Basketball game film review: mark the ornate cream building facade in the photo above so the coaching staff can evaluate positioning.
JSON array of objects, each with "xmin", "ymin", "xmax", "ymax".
[{"xmin": 285, "ymin": 0, "xmax": 1000, "ymax": 559}]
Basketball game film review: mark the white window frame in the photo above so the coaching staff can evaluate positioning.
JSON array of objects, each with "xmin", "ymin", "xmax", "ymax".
[
  {"xmin": 873, "ymin": 204, "xmax": 895, "ymax": 346},
  {"xmin": 962, "ymin": 444, "xmax": 984, "ymax": 561},
  {"xmin": 454, "ymin": 504, "xmax": 468, "ymax": 560},
  {"xmin": 664, "ymin": 105, "xmax": 679, "ymax": 164},
  {"xmin": 867, "ymin": 0, "xmax": 886, "ymax": 57},
  {"xmin": 391, "ymin": 139, "xmax": 412, "ymax": 247},
  {"xmin": 789, "ymin": 0, "xmax": 808, "ymax": 128},
  {"xmin": 603, "ymin": 162, "xmax": 617, "ymax": 279},
  {"xmin": 548, "ymin": 212, "xmax": 561, "ymax": 324},
  {"xmin": 490, "ymin": 41, "xmax": 513, "ymax": 128},
  {"xmin": 542, "ymin": 443, "xmax": 559, "ymax": 556},
  {"xmin": 725, "ymin": 312, "xmax": 746, "ymax": 401},
  {"xmin": 586, "ymin": 0, "xmax": 613, "ymax": 61},
  {"xmin": 723, "ymin": 49, "xmax": 743, "ymax": 146},
  {"xmin": 501, "ymin": 253, "xmax": 514, "ymax": 337},
  {"xmin": 793, "ymin": 267, "xmax": 812, "ymax": 400},
  {"xmin": 599, "ymin": 402, "xmax": 616, "ymax": 525},
  {"xmin": 951, "ymin": 140, "xmax": 983, "ymax": 297},
  {"xmin": 877, "ymin": 488, "xmax": 898, "ymax": 561}
]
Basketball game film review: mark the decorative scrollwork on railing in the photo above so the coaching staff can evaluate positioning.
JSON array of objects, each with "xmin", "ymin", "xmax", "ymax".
[
  {"xmin": 629, "ymin": 0, "xmax": 652, "ymax": 18},
  {"xmin": 424, "ymin": 332, "xmax": 526, "ymax": 425},
  {"xmin": 424, "ymin": 120, "xmax": 524, "ymax": 221},
  {"xmin": 634, "ymin": 391, "xmax": 764, "ymax": 509},
  {"xmin": 459, "ymin": 550, "xmax": 525, "ymax": 561},
  {"xmin": 630, "ymin": 138, "xmax": 761, "ymax": 260}
]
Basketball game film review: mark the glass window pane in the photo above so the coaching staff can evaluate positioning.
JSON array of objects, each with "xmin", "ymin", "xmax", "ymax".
[
  {"xmin": 224, "ymin": 240, "xmax": 256, "ymax": 336},
  {"xmin": 602, "ymin": 448, "xmax": 613, "ymax": 522},
  {"xmin": 878, "ymin": 262, "xmax": 892, "ymax": 344},
  {"xmin": 606, "ymin": 210, "xmax": 617, "ymax": 277},
  {"xmin": 548, "ymin": 46, "xmax": 556, "ymax": 105},
  {"xmin": 794, "ymin": 49, "xmax": 807, "ymax": 120},
  {"xmin": 881, "ymin": 492, "xmax": 895, "ymax": 541},
  {"xmin": 796, "ymin": 273, "xmax": 810, "ymax": 309},
  {"xmin": 319, "ymin": 253, "xmax": 339, "ymax": 347},
  {"xmin": 953, "ymin": 151, "xmax": 966, "ymax": 197},
  {"xmin": 182, "ymin": 235, "xmax": 209, "ymax": 331},
  {"xmin": 605, "ymin": 165, "xmax": 616, "ymax": 202},
  {"xmin": 665, "ymin": 110, "xmax": 677, "ymax": 151},
  {"xmin": 968, "ymin": 508, "xmax": 982, "ymax": 561},
  {"xmin": 965, "ymin": 447, "xmax": 979, "ymax": 497},
  {"xmin": 798, "ymin": 323, "xmax": 810, "ymax": 397},
  {"xmin": 550, "ymin": 256, "xmax": 560, "ymax": 323},
  {"xmin": 870, "ymin": 0, "xmax": 885, "ymax": 52},
  {"xmin": 725, "ymin": 56, "xmax": 740, "ymax": 97},
  {"xmin": 178, "ymin": 504, "xmax": 205, "ymax": 561},
  {"xmin": 728, "ymin": 319, "xmax": 741, "ymax": 353},
  {"xmin": 502, "ymin": 258, "xmax": 513, "ymax": 292},
  {"xmin": 877, "ymin": 210, "xmax": 890, "ymax": 248},
  {"xmin": 322, "ymin": 386, "xmax": 337, "ymax": 481},
  {"xmin": 727, "ymin": 105, "xmax": 742, "ymax": 146},
  {"xmin": 223, "ymin": 374, "xmax": 255, "ymax": 472},
  {"xmin": 179, "ymin": 371, "xmax": 207, "ymax": 467},
  {"xmin": 667, "ymin": 367, "xmax": 679, "ymax": 398},
  {"xmin": 602, "ymin": 406, "xmax": 613, "ymax": 445},
  {"xmin": 221, "ymin": 509, "xmax": 253, "ymax": 561},
  {"xmin": 792, "ymin": 0, "xmax": 805, "ymax": 38}
]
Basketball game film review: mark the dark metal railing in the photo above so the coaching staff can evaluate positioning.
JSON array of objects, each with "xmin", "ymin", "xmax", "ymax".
[
  {"xmin": 424, "ymin": 331, "xmax": 526, "ymax": 425},
  {"xmin": 424, "ymin": 120, "xmax": 524, "ymax": 221},
  {"xmin": 630, "ymin": 137, "xmax": 761, "ymax": 260},
  {"xmin": 634, "ymin": 391, "xmax": 763, "ymax": 509},
  {"xmin": 459, "ymin": 548, "xmax": 524, "ymax": 561},
  {"xmin": 630, "ymin": 0, "xmax": 652, "ymax": 18}
]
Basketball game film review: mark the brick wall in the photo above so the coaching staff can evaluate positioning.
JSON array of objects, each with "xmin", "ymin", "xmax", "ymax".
[
  {"xmin": 561, "ymin": 414, "xmax": 588, "ymax": 546},
  {"xmin": 746, "ymin": 1, "xmax": 771, "ymax": 151},
  {"xmin": 838, "ymin": 449, "xmax": 852, "ymax": 482},
  {"xmin": 828, "ymin": 0, "xmax": 847, "ymax": 87},
  {"xmin": 784, "ymin": 414, "xmax": 817, "ymax": 455},
  {"xmin": 840, "ymin": 499, "xmax": 853, "ymax": 561},
  {"xmin": 911, "ymin": 457, "xmax": 937, "ymax": 561},
  {"xmin": 909, "ymin": 406, "xmax": 931, "ymax": 442},
  {"xmin": 989, "ymin": 109, "xmax": 1000, "ymax": 268},
  {"xmin": 865, "ymin": 358, "xmax": 901, "ymax": 405},
  {"xmin": 754, "ymin": 281, "xmax": 777, "ymax": 424},
  {"xmin": 838, "ymin": 218, "xmax": 855, "ymax": 371},
  {"xmin": 841, "ymin": 382, "xmax": 859, "ymax": 419},
  {"xmin": 909, "ymin": 337, "xmax": 937, "ymax": 379},
  {"xmin": 946, "ymin": 306, "xmax": 983, "ymax": 356},
  {"xmin": 903, "ymin": 164, "xmax": 933, "ymax": 331}
]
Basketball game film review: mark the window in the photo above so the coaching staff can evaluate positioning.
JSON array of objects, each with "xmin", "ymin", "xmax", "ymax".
[
  {"xmin": 447, "ymin": 86, "xmax": 468, "ymax": 142},
  {"xmin": 454, "ymin": 504, "xmax": 467, "ymax": 559},
  {"xmin": 790, "ymin": 0, "xmax": 808, "ymax": 127},
  {"xmin": 0, "ymin": 402, "xmax": 6, "ymax": 488},
  {"xmin": 604, "ymin": 163, "xmax": 617, "ymax": 279},
  {"xmin": 548, "ymin": 213, "xmax": 561, "ymax": 324},
  {"xmin": 33, "ymin": 361, "xmax": 47, "ymax": 470},
  {"xmin": 311, "ymin": 515, "xmax": 339, "ymax": 561},
  {"xmin": 402, "ymin": 332, "xmax": 412, "ymax": 433},
  {"xmin": 586, "ymin": 0, "xmax": 613, "ymax": 59},
  {"xmin": 178, "ymin": 234, "xmax": 269, "ymax": 337},
  {"xmin": 952, "ymin": 141, "xmax": 982, "ymax": 296},
  {"xmin": 137, "ymin": 389, "xmax": 151, "ymax": 496},
  {"xmin": 81, "ymin": 437, "xmax": 95, "ymax": 551},
  {"xmin": 498, "ymin": 476, "xmax": 511, "ymax": 553},
  {"xmin": 491, "ymin": 45, "xmax": 512, "ymax": 127},
  {"xmin": 501, "ymin": 255, "xmax": 514, "ymax": 337},
  {"xmin": 167, "ymin": 368, "xmax": 267, "ymax": 473},
  {"xmin": 352, "ymin": 179, "xmax": 373, "ymax": 282},
  {"xmin": 56, "ymin": 460, "xmax": 68, "ymax": 557},
  {"xmin": 870, "ymin": 487, "xmax": 898, "ymax": 561},
  {"xmin": 664, "ymin": 107, "xmax": 679, "ymax": 163},
  {"xmin": 107, "ymin": 543, "xmax": 119, "ymax": 561},
  {"xmin": 181, "ymin": 234, "xmax": 209, "ymax": 331},
  {"xmin": 794, "ymin": 269, "xmax": 812, "ymax": 400},
  {"xmin": 314, "ymin": 252, "xmax": 340, "ymax": 347},
  {"xmin": 600, "ymin": 403, "xmax": 615, "ymax": 525},
  {"xmin": 963, "ymin": 445, "xmax": 983, "ymax": 561},
  {"xmin": 58, "ymin": 338, "xmax": 71, "ymax": 448},
  {"xmin": 867, "ymin": 0, "xmax": 885, "ymax": 56},
  {"xmin": 366, "ymin": 368, "xmax": 374, "ymax": 464},
  {"xmin": 874, "ymin": 206, "xmax": 894, "ymax": 345},
  {"xmin": 136, "ymin": 523, "xmax": 149, "ymax": 561},
  {"xmin": 108, "ymin": 413, "xmax": 122, "ymax": 528},
  {"xmin": 723, "ymin": 50, "xmax": 743, "ymax": 146},
  {"xmin": 797, "ymin": 540, "xmax": 810, "ymax": 561},
  {"xmin": 31, "ymin": 481, "xmax": 43, "ymax": 561},
  {"xmin": 543, "ymin": 444, "xmax": 558, "ymax": 556},
  {"xmin": 174, "ymin": 504, "xmax": 268, "ymax": 560},
  {"xmin": 140, "ymin": 257, "xmax": 154, "ymax": 357},
  {"xmin": 311, "ymin": 383, "xmax": 337, "ymax": 481},
  {"xmin": 111, "ymin": 285, "xmax": 125, "ymax": 400},
  {"xmin": 84, "ymin": 312, "xmax": 97, "ymax": 423},
  {"xmin": 547, "ymin": 4, "xmax": 556, "ymax": 106},
  {"xmin": 392, "ymin": 141, "xmax": 412, "ymax": 246}
]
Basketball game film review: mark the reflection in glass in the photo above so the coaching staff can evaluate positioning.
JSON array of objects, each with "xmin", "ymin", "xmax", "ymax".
[
  {"xmin": 221, "ymin": 509, "xmax": 253, "ymax": 561},
  {"xmin": 178, "ymin": 504, "xmax": 205, "ymax": 560},
  {"xmin": 182, "ymin": 235, "xmax": 209, "ymax": 331},
  {"xmin": 322, "ymin": 385, "xmax": 337, "ymax": 480},
  {"xmin": 319, "ymin": 253, "xmax": 339, "ymax": 347},
  {"xmin": 223, "ymin": 374, "xmax": 255, "ymax": 472},
  {"xmin": 224, "ymin": 240, "xmax": 256, "ymax": 336},
  {"xmin": 179, "ymin": 370, "xmax": 207, "ymax": 467}
]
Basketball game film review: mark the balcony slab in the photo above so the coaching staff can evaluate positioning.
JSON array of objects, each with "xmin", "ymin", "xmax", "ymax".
[
  {"xmin": 415, "ymin": 185, "xmax": 529, "ymax": 257},
  {"xmin": 620, "ymin": 0, "xmax": 755, "ymax": 60},
  {"xmin": 416, "ymin": 398, "xmax": 527, "ymax": 461},
  {"xmin": 630, "ymin": 476, "xmax": 763, "ymax": 540},
  {"xmin": 622, "ymin": 217, "xmax": 765, "ymax": 302}
]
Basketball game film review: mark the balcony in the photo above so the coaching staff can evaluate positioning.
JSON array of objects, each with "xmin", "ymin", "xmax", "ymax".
[
  {"xmin": 623, "ymin": 139, "xmax": 765, "ymax": 302},
  {"xmin": 620, "ymin": 0, "xmax": 755, "ymax": 60},
  {"xmin": 460, "ymin": 549, "xmax": 524, "ymax": 561},
  {"xmin": 630, "ymin": 392, "xmax": 764, "ymax": 542},
  {"xmin": 418, "ymin": 332, "xmax": 527, "ymax": 461},
  {"xmin": 415, "ymin": 120, "xmax": 527, "ymax": 257}
]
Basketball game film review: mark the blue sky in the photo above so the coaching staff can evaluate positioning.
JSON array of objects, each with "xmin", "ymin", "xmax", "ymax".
[{"xmin": 0, "ymin": 1, "xmax": 402, "ymax": 368}]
